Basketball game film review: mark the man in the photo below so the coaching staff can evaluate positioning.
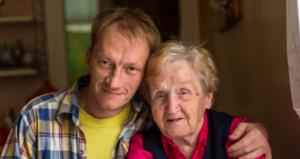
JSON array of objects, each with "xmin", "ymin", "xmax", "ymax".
[{"xmin": 1, "ymin": 8, "xmax": 271, "ymax": 159}]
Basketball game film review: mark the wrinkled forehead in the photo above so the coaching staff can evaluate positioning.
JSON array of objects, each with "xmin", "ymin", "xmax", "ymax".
[{"xmin": 148, "ymin": 60, "xmax": 198, "ymax": 88}]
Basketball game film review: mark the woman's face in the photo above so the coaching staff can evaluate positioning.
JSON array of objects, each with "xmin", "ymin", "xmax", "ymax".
[{"xmin": 148, "ymin": 60, "xmax": 213, "ymax": 139}]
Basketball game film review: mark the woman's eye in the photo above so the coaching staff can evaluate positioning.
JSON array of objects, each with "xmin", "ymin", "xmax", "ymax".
[
  {"xmin": 152, "ymin": 92, "xmax": 167, "ymax": 104},
  {"xmin": 153, "ymin": 94, "xmax": 165, "ymax": 104},
  {"xmin": 181, "ymin": 91, "xmax": 188, "ymax": 95},
  {"xmin": 157, "ymin": 94, "xmax": 164, "ymax": 98}
]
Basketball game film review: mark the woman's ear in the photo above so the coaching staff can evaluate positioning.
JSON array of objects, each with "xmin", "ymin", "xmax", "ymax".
[{"xmin": 205, "ymin": 93, "xmax": 213, "ymax": 109}]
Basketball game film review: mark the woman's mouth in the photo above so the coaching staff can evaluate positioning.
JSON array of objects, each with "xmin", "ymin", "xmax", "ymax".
[{"xmin": 167, "ymin": 118, "xmax": 182, "ymax": 123}]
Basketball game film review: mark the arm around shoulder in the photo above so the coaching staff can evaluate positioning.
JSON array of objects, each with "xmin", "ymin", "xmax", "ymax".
[{"xmin": 227, "ymin": 118, "xmax": 269, "ymax": 159}]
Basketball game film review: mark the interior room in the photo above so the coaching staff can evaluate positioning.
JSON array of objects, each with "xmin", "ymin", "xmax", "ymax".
[{"xmin": 0, "ymin": 0, "xmax": 298, "ymax": 158}]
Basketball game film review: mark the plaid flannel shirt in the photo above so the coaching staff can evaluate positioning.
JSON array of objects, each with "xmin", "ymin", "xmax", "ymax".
[{"xmin": 1, "ymin": 74, "xmax": 154, "ymax": 159}]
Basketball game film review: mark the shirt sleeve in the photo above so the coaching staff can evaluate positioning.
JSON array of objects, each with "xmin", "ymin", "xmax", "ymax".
[
  {"xmin": 126, "ymin": 133, "xmax": 153, "ymax": 159},
  {"xmin": 226, "ymin": 117, "xmax": 264, "ymax": 159},
  {"xmin": 1, "ymin": 112, "xmax": 37, "ymax": 158}
]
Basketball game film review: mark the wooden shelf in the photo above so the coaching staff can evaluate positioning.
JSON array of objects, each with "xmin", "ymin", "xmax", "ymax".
[
  {"xmin": 0, "ymin": 68, "xmax": 37, "ymax": 77},
  {"xmin": 0, "ymin": 16, "xmax": 33, "ymax": 23}
]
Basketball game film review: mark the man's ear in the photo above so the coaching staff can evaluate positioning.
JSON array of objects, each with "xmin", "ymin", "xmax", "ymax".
[
  {"xmin": 86, "ymin": 47, "xmax": 92, "ymax": 71},
  {"xmin": 205, "ymin": 93, "xmax": 213, "ymax": 109}
]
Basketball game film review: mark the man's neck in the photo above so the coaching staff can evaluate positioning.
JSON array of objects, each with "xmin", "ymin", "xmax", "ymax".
[{"xmin": 78, "ymin": 86, "xmax": 126, "ymax": 119}]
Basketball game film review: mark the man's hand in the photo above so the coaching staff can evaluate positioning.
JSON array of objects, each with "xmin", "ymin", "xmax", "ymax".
[{"xmin": 227, "ymin": 122, "xmax": 272, "ymax": 159}]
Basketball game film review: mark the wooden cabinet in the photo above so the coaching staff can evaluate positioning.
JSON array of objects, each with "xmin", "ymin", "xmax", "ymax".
[{"xmin": 0, "ymin": 0, "xmax": 46, "ymax": 77}]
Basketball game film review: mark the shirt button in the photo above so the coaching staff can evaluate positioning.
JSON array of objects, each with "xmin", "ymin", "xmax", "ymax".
[{"xmin": 79, "ymin": 150, "xmax": 84, "ymax": 155}]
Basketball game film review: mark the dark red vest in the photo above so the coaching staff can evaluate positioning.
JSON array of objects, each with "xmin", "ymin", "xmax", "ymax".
[{"xmin": 142, "ymin": 109, "xmax": 235, "ymax": 159}]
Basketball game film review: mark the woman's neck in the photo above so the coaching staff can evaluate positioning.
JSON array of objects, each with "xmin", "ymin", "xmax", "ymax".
[
  {"xmin": 169, "ymin": 121, "xmax": 204, "ymax": 159},
  {"xmin": 174, "ymin": 137, "xmax": 198, "ymax": 159}
]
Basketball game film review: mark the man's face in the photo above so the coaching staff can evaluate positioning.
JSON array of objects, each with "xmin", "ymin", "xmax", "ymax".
[{"xmin": 86, "ymin": 22, "xmax": 149, "ymax": 113}]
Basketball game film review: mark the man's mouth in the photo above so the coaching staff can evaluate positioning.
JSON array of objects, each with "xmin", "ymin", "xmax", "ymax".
[{"xmin": 102, "ymin": 88, "xmax": 122, "ymax": 96}]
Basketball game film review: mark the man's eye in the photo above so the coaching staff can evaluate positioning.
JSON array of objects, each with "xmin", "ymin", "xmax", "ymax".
[
  {"xmin": 128, "ymin": 67, "xmax": 136, "ymax": 71},
  {"xmin": 102, "ymin": 61, "xmax": 110, "ymax": 65}
]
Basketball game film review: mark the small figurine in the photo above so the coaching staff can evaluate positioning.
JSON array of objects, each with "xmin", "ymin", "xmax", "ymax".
[{"xmin": 12, "ymin": 40, "xmax": 24, "ymax": 67}]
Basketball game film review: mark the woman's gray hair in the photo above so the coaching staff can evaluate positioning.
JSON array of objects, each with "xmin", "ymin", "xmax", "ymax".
[{"xmin": 141, "ymin": 39, "xmax": 219, "ymax": 103}]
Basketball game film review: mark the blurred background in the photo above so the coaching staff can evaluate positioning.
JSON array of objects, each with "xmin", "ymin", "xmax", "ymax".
[{"xmin": 0, "ymin": 0, "xmax": 298, "ymax": 158}]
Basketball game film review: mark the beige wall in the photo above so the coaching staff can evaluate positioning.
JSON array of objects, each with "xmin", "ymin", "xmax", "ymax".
[
  {"xmin": 179, "ymin": 0, "xmax": 201, "ymax": 42},
  {"xmin": 200, "ymin": 0, "xmax": 300, "ymax": 158},
  {"xmin": 45, "ymin": 0, "xmax": 68, "ymax": 90}
]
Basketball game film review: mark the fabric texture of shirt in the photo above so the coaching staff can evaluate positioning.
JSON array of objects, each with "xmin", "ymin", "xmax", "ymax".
[
  {"xmin": 78, "ymin": 100, "xmax": 132, "ymax": 158},
  {"xmin": 127, "ymin": 111, "xmax": 264, "ymax": 159},
  {"xmin": 1, "ymin": 74, "xmax": 154, "ymax": 159}
]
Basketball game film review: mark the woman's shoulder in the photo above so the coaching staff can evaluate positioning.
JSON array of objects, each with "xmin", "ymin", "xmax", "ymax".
[{"xmin": 127, "ymin": 133, "xmax": 153, "ymax": 159}]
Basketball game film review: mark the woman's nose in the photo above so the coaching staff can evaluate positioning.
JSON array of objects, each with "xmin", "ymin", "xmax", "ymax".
[{"xmin": 165, "ymin": 95, "xmax": 180, "ymax": 114}]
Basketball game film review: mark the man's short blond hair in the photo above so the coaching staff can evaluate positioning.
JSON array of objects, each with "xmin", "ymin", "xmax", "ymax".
[
  {"xmin": 141, "ymin": 39, "xmax": 219, "ymax": 102},
  {"xmin": 91, "ymin": 7, "xmax": 161, "ymax": 54}
]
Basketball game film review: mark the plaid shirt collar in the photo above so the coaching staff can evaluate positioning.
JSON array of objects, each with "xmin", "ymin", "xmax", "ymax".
[{"xmin": 56, "ymin": 74, "xmax": 146, "ymax": 128}]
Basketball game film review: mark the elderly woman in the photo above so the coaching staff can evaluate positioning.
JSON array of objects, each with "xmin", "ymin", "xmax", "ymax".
[{"xmin": 126, "ymin": 40, "xmax": 264, "ymax": 159}]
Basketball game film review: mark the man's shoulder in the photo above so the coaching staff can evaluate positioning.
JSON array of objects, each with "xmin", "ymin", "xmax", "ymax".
[
  {"xmin": 130, "ymin": 94, "xmax": 155, "ymax": 133},
  {"xmin": 28, "ymin": 89, "xmax": 68, "ymax": 108},
  {"xmin": 19, "ymin": 89, "xmax": 69, "ymax": 119},
  {"xmin": 131, "ymin": 93, "xmax": 151, "ymax": 113}
]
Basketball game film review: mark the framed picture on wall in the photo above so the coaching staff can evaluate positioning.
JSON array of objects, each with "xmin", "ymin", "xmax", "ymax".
[
  {"xmin": 210, "ymin": 0, "xmax": 240, "ymax": 32},
  {"xmin": 219, "ymin": 0, "xmax": 240, "ymax": 32}
]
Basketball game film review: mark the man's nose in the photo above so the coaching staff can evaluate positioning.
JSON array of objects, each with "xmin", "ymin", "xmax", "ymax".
[
  {"xmin": 165, "ymin": 95, "xmax": 180, "ymax": 114},
  {"xmin": 106, "ymin": 68, "xmax": 122, "ymax": 89}
]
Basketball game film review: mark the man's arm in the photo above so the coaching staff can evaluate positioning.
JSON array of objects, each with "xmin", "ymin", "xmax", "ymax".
[
  {"xmin": 227, "ymin": 122, "xmax": 272, "ymax": 159},
  {"xmin": 1, "ymin": 114, "xmax": 37, "ymax": 158}
]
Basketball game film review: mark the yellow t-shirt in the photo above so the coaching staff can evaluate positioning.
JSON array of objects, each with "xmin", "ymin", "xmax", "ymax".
[{"xmin": 79, "ymin": 102, "xmax": 132, "ymax": 159}]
